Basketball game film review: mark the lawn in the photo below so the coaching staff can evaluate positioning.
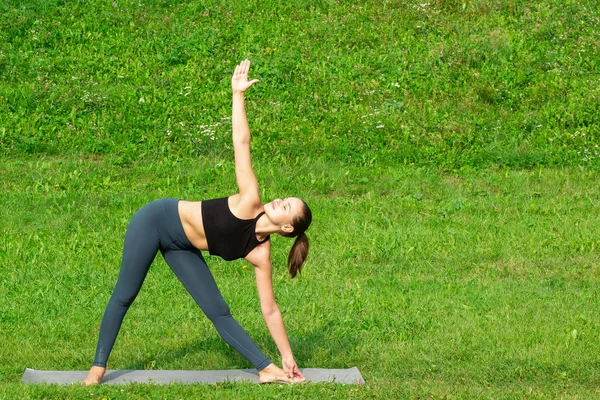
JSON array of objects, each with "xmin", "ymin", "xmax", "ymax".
[
  {"xmin": 1, "ymin": 0, "xmax": 600, "ymax": 398},
  {"xmin": 2, "ymin": 158, "xmax": 600, "ymax": 399}
]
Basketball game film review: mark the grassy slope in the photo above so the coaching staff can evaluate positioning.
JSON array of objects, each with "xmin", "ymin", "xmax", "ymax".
[{"xmin": 0, "ymin": 0, "xmax": 599, "ymax": 168}]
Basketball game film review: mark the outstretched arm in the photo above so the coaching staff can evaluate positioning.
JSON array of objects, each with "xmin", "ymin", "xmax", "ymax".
[
  {"xmin": 246, "ymin": 248, "xmax": 305, "ymax": 381},
  {"xmin": 231, "ymin": 59, "xmax": 261, "ymax": 202}
]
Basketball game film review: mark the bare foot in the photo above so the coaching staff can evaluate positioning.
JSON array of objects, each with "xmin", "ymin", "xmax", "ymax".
[
  {"xmin": 258, "ymin": 363, "xmax": 291, "ymax": 384},
  {"xmin": 82, "ymin": 366, "xmax": 106, "ymax": 385},
  {"xmin": 290, "ymin": 375, "xmax": 307, "ymax": 383}
]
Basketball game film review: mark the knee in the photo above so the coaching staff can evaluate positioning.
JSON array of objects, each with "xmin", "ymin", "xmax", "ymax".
[
  {"xmin": 205, "ymin": 301, "xmax": 232, "ymax": 323},
  {"xmin": 109, "ymin": 293, "xmax": 136, "ymax": 309}
]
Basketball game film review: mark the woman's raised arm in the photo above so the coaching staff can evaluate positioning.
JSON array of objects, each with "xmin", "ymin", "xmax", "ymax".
[{"xmin": 231, "ymin": 60, "xmax": 261, "ymax": 202}]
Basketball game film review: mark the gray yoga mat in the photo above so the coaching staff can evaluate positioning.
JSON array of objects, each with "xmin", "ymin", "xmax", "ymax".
[{"xmin": 21, "ymin": 367, "xmax": 365, "ymax": 385}]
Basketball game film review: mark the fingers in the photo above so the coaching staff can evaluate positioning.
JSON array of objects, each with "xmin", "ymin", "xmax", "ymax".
[
  {"xmin": 233, "ymin": 60, "xmax": 244, "ymax": 76},
  {"xmin": 290, "ymin": 371, "xmax": 305, "ymax": 383},
  {"xmin": 234, "ymin": 59, "xmax": 250, "ymax": 76},
  {"xmin": 233, "ymin": 60, "xmax": 258, "ymax": 89},
  {"xmin": 286, "ymin": 363, "xmax": 303, "ymax": 379}
]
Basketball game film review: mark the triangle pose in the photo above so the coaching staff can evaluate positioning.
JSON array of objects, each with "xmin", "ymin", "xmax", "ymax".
[{"xmin": 84, "ymin": 60, "xmax": 312, "ymax": 385}]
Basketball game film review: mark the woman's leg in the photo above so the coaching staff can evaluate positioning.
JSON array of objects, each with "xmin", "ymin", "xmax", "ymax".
[
  {"xmin": 162, "ymin": 248, "xmax": 272, "ymax": 371},
  {"xmin": 91, "ymin": 204, "xmax": 161, "ymax": 369}
]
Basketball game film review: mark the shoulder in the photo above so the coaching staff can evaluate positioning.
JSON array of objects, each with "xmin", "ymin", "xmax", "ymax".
[
  {"xmin": 245, "ymin": 240, "xmax": 271, "ymax": 266},
  {"xmin": 228, "ymin": 193, "xmax": 264, "ymax": 219}
]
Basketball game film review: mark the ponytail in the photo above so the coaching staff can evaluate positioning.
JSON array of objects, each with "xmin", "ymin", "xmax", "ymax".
[
  {"xmin": 288, "ymin": 232, "xmax": 309, "ymax": 278},
  {"xmin": 282, "ymin": 200, "xmax": 312, "ymax": 278}
]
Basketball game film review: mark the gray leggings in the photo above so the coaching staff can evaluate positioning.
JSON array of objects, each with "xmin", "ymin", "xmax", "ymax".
[{"xmin": 92, "ymin": 198, "xmax": 271, "ymax": 370}]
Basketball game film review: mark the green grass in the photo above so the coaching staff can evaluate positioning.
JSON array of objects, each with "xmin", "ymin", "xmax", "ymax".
[
  {"xmin": 2, "ymin": 0, "xmax": 600, "ymax": 398},
  {"xmin": 1, "ymin": 156, "xmax": 600, "ymax": 399},
  {"xmin": 1, "ymin": 0, "xmax": 599, "ymax": 168}
]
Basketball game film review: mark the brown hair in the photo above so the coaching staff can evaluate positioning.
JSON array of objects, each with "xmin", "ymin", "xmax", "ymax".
[{"xmin": 282, "ymin": 200, "xmax": 312, "ymax": 278}]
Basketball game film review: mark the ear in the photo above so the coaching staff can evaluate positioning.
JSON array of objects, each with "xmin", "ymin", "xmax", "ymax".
[{"xmin": 281, "ymin": 224, "xmax": 294, "ymax": 234}]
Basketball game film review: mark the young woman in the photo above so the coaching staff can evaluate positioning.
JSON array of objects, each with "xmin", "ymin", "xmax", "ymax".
[{"xmin": 83, "ymin": 59, "xmax": 312, "ymax": 385}]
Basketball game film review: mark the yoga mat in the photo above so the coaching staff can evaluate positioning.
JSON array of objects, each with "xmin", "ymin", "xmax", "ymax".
[{"xmin": 21, "ymin": 367, "xmax": 365, "ymax": 385}]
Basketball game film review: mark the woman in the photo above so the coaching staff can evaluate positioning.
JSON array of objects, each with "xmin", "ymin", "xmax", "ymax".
[{"xmin": 83, "ymin": 60, "xmax": 311, "ymax": 385}]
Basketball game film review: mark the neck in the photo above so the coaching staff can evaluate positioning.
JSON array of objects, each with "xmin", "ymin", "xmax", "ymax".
[{"xmin": 255, "ymin": 214, "xmax": 281, "ymax": 240}]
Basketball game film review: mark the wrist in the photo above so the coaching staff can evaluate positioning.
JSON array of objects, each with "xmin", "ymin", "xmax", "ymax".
[{"xmin": 232, "ymin": 90, "xmax": 245, "ymax": 97}]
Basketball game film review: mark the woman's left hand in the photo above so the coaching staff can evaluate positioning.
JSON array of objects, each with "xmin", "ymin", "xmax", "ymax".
[
  {"xmin": 232, "ymin": 59, "xmax": 259, "ymax": 94},
  {"xmin": 282, "ymin": 356, "xmax": 305, "ymax": 382}
]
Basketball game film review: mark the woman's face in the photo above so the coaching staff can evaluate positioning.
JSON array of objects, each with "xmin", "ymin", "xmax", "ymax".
[{"xmin": 264, "ymin": 197, "xmax": 305, "ymax": 228}]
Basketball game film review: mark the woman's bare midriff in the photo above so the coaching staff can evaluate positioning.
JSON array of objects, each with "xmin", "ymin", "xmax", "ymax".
[{"xmin": 177, "ymin": 200, "xmax": 209, "ymax": 250}]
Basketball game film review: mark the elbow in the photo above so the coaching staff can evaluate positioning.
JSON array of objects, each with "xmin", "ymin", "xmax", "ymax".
[
  {"xmin": 232, "ymin": 135, "xmax": 250, "ymax": 146},
  {"xmin": 261, "ymin": 305, "xmax": 280, "ymax": 319}
]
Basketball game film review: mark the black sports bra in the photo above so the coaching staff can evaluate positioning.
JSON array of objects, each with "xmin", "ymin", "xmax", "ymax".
[{"xmin": 201, "ymin": 197, "xmax": 270, "ymax": 261}]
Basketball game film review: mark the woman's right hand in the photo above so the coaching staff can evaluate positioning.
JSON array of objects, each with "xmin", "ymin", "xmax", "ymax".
[
  {"xmin": 232, "ymin": 59, "xmax": 259, "ymax": 94},
  {"xmin": 282, "ymin": 356, "xmax": 305, "ymax": 382},
  {"xmin": 258, "ymin": 363, "xmax": 296, "ymax": 383}
]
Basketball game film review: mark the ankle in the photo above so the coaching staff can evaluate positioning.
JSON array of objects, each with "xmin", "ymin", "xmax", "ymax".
[
  {"xmin": 259, "ymin": 363, "xmax": 275, "ymax": 373},
  {"xmin": 83, "ymin": 366, "xmax": 106, "ymax": 385},
  {"xmin": 89, "ymin": 366, "xmax": 106, "ymax": 376}
]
